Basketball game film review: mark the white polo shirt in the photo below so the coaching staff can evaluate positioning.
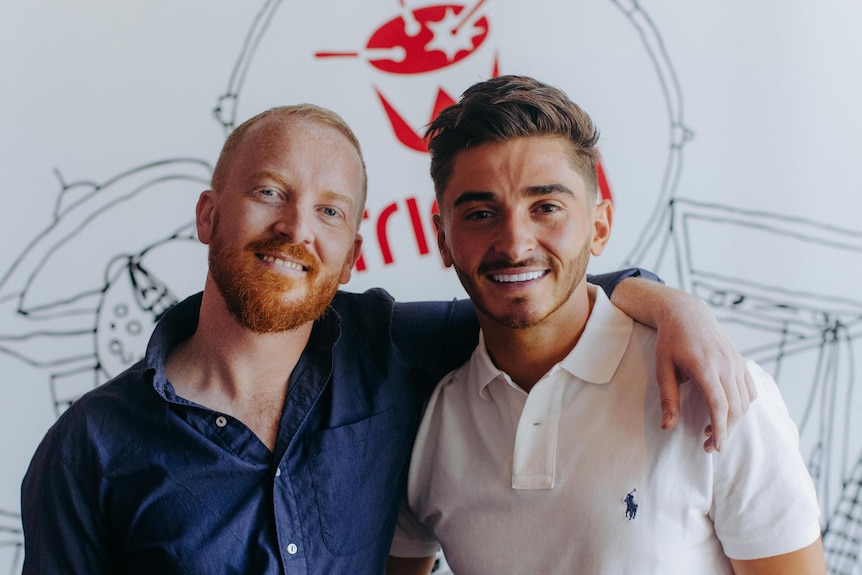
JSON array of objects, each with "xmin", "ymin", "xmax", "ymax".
[{"xmin": 391, "ymin": 286, "xmax": 821, "ymax": 575}]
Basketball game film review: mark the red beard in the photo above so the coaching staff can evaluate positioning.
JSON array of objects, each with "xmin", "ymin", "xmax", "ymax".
[{"xmin": 208, "ymin": 224, "xmax": 341, "ymax": 333}]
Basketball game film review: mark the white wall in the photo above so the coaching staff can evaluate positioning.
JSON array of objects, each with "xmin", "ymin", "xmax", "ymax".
[{"xmin": 2, "ymin": 1, "xmax": 860, "ymax": 571}]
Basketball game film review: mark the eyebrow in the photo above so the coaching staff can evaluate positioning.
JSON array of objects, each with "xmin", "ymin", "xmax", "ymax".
[
  {"xmin": 253, "ymin": 169, "xmax": 291, "ymax": 189},
  {"xmin": 452, "ymin": 190, "xmax": 495, "ymax": 208},
  {"xmin": 525, "ymin": 183, "xmax": 576, "ymax": 198},
  {"xmin": 254, "ymin": 169, "xmax": 357, "ymax": 209},
  {"xmin": 452, "ymin": 184, "xmax": 576, "ymax": 208}
]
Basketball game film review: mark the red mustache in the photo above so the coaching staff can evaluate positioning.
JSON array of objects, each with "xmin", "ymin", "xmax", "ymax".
[{"xmin": 246, "ymin": 238, "xmax": 319, "ymax": 274}]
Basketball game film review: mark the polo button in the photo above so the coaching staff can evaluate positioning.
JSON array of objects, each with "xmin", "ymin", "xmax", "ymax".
[
  {"xmin": 215, "ymin": 415, "xmax": 227, "ymax": 428},
  {"xmin": 287, "ymin": 543, "xmax": 298, "ymax": 555}
]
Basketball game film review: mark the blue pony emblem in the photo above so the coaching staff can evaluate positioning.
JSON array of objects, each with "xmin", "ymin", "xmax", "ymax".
[{"xmin": 624, "ymin": 489, "xmax": 638, "ymax": 520}]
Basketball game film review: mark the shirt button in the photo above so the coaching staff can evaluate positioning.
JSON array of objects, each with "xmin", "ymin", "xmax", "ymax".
[
  {"xmin": 286, "ymin": 543, "xmax": 298, "ymax": 555},
  {"xmin": 215, "ymin": 415, "xmax": 227, "ymax": 428},
  {"xmin": 275, "ymin": 468, "xmax": 282, "ymax": 477}
]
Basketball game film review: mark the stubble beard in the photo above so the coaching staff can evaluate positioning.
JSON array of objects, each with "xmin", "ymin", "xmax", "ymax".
[
  {"xmin": 457, "ymin": 240, "xmax": 591, "ymax": 330},
  {"xmin": 208, "ymin": 222, "xmax": 342, "ymax": 333}
]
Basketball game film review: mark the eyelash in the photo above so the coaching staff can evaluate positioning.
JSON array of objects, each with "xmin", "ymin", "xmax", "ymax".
[
  {"xmin": 537, "ymin": 203, "xmax": 561, "ymax": 213},
  {"xmin": 256, "ymin": 188, "xmax": 280, "ymax": 200},
  {"xmin": 465, "ymin": 209, "xmax": 493, "ymax": 220},
  {"xmin": 463, "ymin": 203, "xmax": 562, "ymax": 220}
]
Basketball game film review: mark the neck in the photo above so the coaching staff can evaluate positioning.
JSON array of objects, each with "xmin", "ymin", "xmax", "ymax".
[
  {"xmin": 481, "ymin": 284, "xmax": 595, "ymax": 392},
  {"xmin": 165, "ymin": 285, "xmax": 314, "ymax": 451}
]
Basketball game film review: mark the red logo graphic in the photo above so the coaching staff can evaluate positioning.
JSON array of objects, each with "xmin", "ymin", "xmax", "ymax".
[{"xmin": 316, "ymin": 0, "xmax": 489, "ymax": 74}]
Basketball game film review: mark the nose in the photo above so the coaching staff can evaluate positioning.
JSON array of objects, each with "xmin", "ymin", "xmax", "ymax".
[
  {"xmin": 491, "ymin": 210, "xmax": 535, "ymax": 261},
  {"xmin": 272, "ymin": 204, "xmax": 314, "ymax": 244}
]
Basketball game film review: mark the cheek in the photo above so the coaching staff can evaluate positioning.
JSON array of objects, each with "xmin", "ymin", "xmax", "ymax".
[
  {"xmin": 318, "ymin": 229, "xmax": 358, "ymax": 264},
  {"xmin": 446, "ymin": 234, "xmax": 484, "ymax": 269},
  {"xmin": 555, "ymin": 219, "xmax": 591, "ymax": 246}
]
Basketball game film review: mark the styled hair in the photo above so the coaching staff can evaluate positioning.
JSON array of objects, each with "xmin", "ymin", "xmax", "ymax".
[
  {"xmin": 211, "ymin": 104, "xmax": 368, "ymax": 212},
  {"xmin": 426, "ymin": 75, "xmax": 599, "ymax": 204}
]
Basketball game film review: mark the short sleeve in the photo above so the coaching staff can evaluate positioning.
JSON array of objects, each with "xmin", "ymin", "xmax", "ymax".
[
  {"xmin": 389, "ymin": 496, "xmax": 441, "ymax": 559},
  {"xmin": 710, "ymin": 360, "xmax": 822, "ymax": 559}
]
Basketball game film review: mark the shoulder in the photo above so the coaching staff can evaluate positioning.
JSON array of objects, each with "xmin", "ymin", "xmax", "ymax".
[
  {"xmin": 333, "ymin": 289, "xmax": 474, "ymax": 323},
  {"xmin": 710, "ymin": 363, "xmax": 821, "ymax": 559},
  {"xmin": 332, "ymin": 287, "xmax": 395, "ymax": 308},
  {"xmin": 29, "ymin": 362, "xmax": 160, "ymax": 472},
  {"xmin": 333, "ymin": 289, "xmax": 477, "ymax": 349}
]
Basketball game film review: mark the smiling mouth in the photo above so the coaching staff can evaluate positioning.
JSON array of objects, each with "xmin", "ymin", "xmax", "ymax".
[
  {"xmin": 490, "ymin": 270, "xmax": 547, "ymax": 283},
  {"xmin": 257, "ymin": 253, "xmax": 307, "ymax": 272}
]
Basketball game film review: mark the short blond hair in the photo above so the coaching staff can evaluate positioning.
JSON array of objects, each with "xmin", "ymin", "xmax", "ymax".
[{"xmin": 211, "ymin": 104, "xmax": 368, "ymax": 213}]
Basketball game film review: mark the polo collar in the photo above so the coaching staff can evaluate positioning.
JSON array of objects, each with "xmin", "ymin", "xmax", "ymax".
[{"xmin": 472, "ymin": 285, "xmax": 634, "ymax": 399}]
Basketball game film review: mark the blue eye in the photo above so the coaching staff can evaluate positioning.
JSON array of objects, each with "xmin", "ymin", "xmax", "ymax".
[{"xmin": 257, "ymin": 188, "xmax": 278, "ymax": 198}]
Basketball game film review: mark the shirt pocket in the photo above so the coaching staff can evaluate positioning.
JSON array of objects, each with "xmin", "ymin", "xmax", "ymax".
[{"xmin": 305, "ymin": 407, "xmax": 406, "ymax": 556}]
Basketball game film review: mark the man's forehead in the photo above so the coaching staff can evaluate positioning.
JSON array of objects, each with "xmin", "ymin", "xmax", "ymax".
[
  {"xmin": 237, "ymin": 117, "xmax": 359, "ymax": 168},
  {"xmin": 447, "ymin": 136, "xmax": 588, "ymax": 190},
  {"xmin": 448, "ymin": 138, "xmax": 583, "ymax": 179}
]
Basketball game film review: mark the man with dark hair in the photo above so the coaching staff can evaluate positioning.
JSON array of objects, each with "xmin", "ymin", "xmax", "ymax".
[
  {"xmin": 388, "ymin": 76, "xmax": 824, "ymax": 574},
  {"xmin": 23, "ymin": 103, "xmax": 752, "ymax": 574}
]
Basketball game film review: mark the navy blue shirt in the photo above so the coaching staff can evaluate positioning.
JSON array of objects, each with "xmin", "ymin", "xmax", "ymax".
[{"xmin": 22, "ymin": 272, "xmax": 647, "ymax": 574}]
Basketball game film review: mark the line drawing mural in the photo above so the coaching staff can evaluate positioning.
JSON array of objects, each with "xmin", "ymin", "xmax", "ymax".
[
  {"xmin": 611, "ymin": 3, "xmax": 862, "ymax": 573},
  {"xmin": 0, "ymin": 160, "xmax": 210, "ymax": 573},
  {"xmin": 658, "ymin": 199, "xmax": 862, "ymax": 574},
  {"xmin": 1, "ymin": 1, "xmax": 859, "ymax": 573},
  {"xmin": 0, "ymin": 160, "xmax": 211, "ymax": 411}
]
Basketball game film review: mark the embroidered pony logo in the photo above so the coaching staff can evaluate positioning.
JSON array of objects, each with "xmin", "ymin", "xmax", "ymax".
[{"xmin": 624, "ymin": 489, "xmax": 638, "ymax": 520}]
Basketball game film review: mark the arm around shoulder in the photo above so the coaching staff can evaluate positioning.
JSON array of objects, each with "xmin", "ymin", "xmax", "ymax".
[{"xmin": 609, "ymin": 276, "xmax": 756, "ymax": 452}]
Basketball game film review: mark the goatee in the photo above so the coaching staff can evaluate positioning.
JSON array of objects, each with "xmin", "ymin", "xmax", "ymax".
[{"xmin": 209, "ymin": 229, "xmax": 340, "ymax": 333}]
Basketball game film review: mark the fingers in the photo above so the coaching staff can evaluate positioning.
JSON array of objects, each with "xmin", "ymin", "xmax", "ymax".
[
  {"xmin": 744, "ymin": 363, "xmax": 757, "ymax": 405},
  {"xmin": 702, "ymin": 424, "xmax": 714, "ymax": 453},
  {"xmin": 705, "ymin": 381, "xmax": 731, "ymax": 453},
  {"xmin": 715, "ymin": 359, "xmax": 756, "ymax": 451},
  {"xmin": 701, "ymin": 355, "xmax": 755, "ymax": 452},
  {"xmin": 656, "ymin": 356, "xmax": 680, "ymax": 430}
]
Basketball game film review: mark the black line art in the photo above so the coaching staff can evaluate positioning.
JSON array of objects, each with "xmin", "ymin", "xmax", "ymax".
[
  {"xmin": 0, "ymin": 160, "xmax": 210, "ymax": 570},
  {"xmin": 213, "ymin": 0, "xmax": 283, "ymax": 135},
  {"xmin": 2, "ymin": 1, "xmax": 858, "ymax": 573},
  {"xmin": 0, "ymin": 160, "xmax": 211, "ymax": 413},
  {"xmin": 663, "ymin": 199, "xmax": 862, "ymax": 573},
  {"xmin": 611, "ymin": 4, "xmax": 861, "ymax": 572},
  {"xmin": 0, "ymin": 509, "xmax": 23, "ymax": 575}
]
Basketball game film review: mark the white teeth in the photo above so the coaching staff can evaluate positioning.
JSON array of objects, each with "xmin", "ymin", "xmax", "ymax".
[
  {"xmin": 491, "ymin": 270, "xmax": 544, "ymax": 283},
  {"xmin": 260, "ymin": 254, "xmax": 304, "ymax": 271}
]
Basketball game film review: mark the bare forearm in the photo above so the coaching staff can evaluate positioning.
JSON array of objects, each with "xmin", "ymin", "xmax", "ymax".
[{"xmin": 609, "ymin": 276, "xmax": 703, "ymax": 329}]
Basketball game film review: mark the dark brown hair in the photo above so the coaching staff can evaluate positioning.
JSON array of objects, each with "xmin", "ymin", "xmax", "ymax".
[{"xmin": 426, "ymin": 75, "xmax": 599, "ymax": 204}]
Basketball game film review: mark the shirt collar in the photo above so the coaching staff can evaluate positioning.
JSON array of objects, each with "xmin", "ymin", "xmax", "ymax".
[
  {"xmin": 145, "ymin": 292, "xmax": 201, "ymax": 400},
  {"xmin": 471, "ymin": 284, "xmax": 634, "ymax": 399},
  {"xmin": 144, "ymin": 291, "xmax": 343, "ymax": 402}
]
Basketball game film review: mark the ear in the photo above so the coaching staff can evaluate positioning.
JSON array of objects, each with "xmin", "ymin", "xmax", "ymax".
[
  {"xmin": 196, "ymin": 190, "xmax": 216, "ymax": 245},
  {"xmin": 590, "ymin": 199, "xmax": 613, "ymax": 256},
  {"xmin": 433, "ymin": 213, "xmax": 454, "ymax": 268},
  {"xmin": 339, "ymin": 233, "xmax": 364, "ymax": 284}
]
